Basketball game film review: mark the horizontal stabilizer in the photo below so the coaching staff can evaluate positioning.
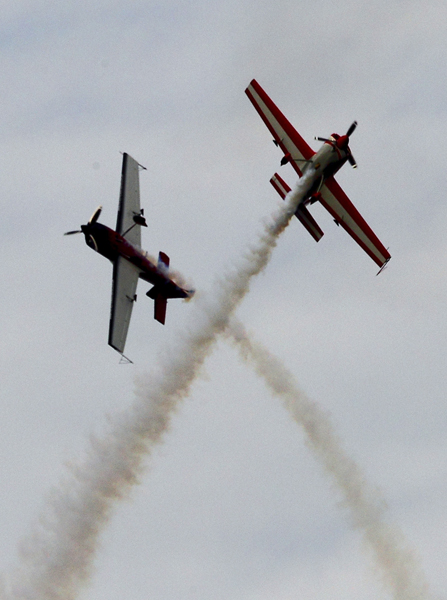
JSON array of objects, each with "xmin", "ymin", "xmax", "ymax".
[
  {"xmin": 154, "ymin": 293, "xmax": 167, "ymax": 324},
  {"xmin": 147, "ymin": 286, "xmax": 168, "ymax": 324},
  {"xmin": 271, "ymin": 173, "xmax": 323, "ymax": 242},
  {"xmin": 295, "ymin": 205, "xmax": 324, "ymax": 242},
  {"xmin": 270, "ymin": 173, "xmax": 291, "ymax": 199}
]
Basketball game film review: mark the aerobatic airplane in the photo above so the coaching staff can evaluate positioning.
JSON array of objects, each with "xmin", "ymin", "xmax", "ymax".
[
  {"xmin": 245, "ymin": 79, "xmax": 391, "ymax": 273},
  {"xmin": 65, "ymin": 153, "xmax": 194, "ymax": 360}
]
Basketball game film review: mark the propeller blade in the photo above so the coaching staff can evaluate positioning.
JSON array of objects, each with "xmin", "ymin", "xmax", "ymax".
[
  {"xmin": 315, "ymin": 136, "xmax": 332, "ymax": 143},
  {"xmin": 348, "ymin": 154, "xmax": 357, "ymax": 168},
  {"xmin": 64, "ymin": 230, "xmax": 82, "ymax": 236},
  {"xmin": 88, "ymin": 205, "xmax": 102, "ymax": 225},
  {"xmin": 346, "ymin": 121, "xmax": 357, "ymax": 137}
]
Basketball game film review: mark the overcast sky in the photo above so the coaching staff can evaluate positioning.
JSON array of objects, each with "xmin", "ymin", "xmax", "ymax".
[{"xmin": 1, "ymin": 1, "xmax": 447, "ymax": 599}]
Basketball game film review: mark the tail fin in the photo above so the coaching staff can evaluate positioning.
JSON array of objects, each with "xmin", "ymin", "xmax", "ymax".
[
  {"xmin": 270, "ymin": 173, "xmax": 324, "ymax": 242},
  {"xmin": 158, "ymin": 251, "xmax": 170, "ymax": 270}
]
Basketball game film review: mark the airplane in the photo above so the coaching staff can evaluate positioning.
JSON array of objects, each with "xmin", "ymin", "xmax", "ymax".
[
  {"xmin": 245, "ymin": 79, "xmax": 391, "ymax": 273},
  {"xmin": 65, "ymin": 153, "xmax": 194, "ymax": 360}
]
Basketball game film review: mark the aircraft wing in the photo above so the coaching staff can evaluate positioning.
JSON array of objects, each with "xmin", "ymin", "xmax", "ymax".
[
  {"xmin": 245, "ymin": 79, "xmax": 315, "ymax": 177},
  {"xmin": 116, "ymin": 153, "xmax": 142, "ymax": 247},
  {"xmin": 108, "ymin": 256, "xmax": 140, "ymax": 355},
  {"xmin": 319, "ymin": 177, "xmax": 391, "ymax": 269}
]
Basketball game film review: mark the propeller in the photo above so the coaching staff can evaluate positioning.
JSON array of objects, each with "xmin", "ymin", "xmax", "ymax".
[
  {"xmin": 88, "ymin": 205, "xmax": 102, "ymax": 225},
  {"xmin": 346, "ymin": 120, "xmax": 357, "ymax": 137},
  {"xmin": 64, "ymin": 205, "xmax": 103, "ymax": 236},
  {"xmin": 315, "ymin": 121, "xmax": 357, "ymax": 168},
  {"xmin": 348, "ymin": 153, "xmax": 357, "ymax": 168},
  {"xmin": 341, "ymin": 122, "xmax": 358, "ymax": 168}
]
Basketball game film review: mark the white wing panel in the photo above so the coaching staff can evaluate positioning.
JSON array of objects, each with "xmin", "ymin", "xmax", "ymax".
[
  {"xmin": 245, "ymin": 79, "xmax": 315, "ymax": 177},
  {"xmin": 319, "ymin": 178, "xmax": 391, "ymax": 268},
  {"xmin": 116, "ymin": 153, "xmax": 141, "ymax": 247},
  {"xmin": 108, "ymin": 256, "xmax": 140, "ymax": 354}
]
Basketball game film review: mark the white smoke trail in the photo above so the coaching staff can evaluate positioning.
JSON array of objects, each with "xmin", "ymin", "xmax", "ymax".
[
  {"xmin": 0, "ymin": 176, "xmax": 313, "ymax": 600},
  {"xmin": 225, "ymin": 318, "xmax": 432, "ymax": 600}
]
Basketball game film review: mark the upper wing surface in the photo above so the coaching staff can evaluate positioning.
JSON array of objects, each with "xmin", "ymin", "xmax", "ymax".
[
  {"xmin": 116, "ymin": 153, "xmax": 141, "ymax": 247},
  {"xmin": 245, "ymin": 79, "xmax": 314, "ymax": 177},
  {"xmin": 320, "ymin": 177, "xmax": 391, "ymax": 268},
  {"xmin": 108, "ymin": 255, "xmax": 140, "ymax": 355}
]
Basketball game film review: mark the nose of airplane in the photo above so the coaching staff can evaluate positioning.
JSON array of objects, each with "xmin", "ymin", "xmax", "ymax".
[{"xmin": 336, "ymin": 134, "xmax": 349, "ymax": 149}]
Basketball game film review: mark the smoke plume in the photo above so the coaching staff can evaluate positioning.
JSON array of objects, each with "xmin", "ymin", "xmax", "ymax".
[
  {"xmin": 225, "ymin": 318, "xmax": 432, "ymax": 600},
  {"xmin": 0, "ymin": 176, "xmax": 312, "ymax": 599}
]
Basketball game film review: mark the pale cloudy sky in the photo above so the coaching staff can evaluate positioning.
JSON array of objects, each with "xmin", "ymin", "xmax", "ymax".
[{"xmin": 0, "ymin": 1, "xmax": 446, "ymax": 600}]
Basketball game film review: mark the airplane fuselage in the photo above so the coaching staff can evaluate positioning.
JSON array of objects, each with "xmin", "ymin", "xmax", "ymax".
[
  {"xmin": 300, "ymin": 141, "xmax": 349, "ymax": 202},
  {"xmin": 83, "ymin": 222, "xmax": 189, "ymax": 299}
]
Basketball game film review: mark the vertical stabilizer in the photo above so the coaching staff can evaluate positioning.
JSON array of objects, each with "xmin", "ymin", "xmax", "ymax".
[{"xmin": 158, "ymin": 251, "xmax": 170, "ymax": 272}]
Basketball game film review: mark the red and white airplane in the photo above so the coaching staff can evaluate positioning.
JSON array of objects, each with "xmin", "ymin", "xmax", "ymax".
[
  {"xmin": 65, "ymin": 153, "xmax": 194, "ymax": 359},
  {"xmin": 245, "ymin": 79, "xmax": 391, "ymax": 273}
]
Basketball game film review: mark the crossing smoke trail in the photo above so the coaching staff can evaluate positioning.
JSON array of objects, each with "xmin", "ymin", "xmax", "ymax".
[
  {"xmin": 225, "ymin": 318, "xmax": 432, "ymax": 600},
  {"xmin": 0, "ymin": 175, "xmax": 313, "ymax": 600}
]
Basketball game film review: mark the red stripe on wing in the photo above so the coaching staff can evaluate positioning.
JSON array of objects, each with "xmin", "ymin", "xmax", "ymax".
[
  {"xmin": 322, "ymin": 177, "xmax": 391, "ymax": 268},
  {"xmin": 246, "ymin": 79, "xmax": 314, "ymax": 177}
]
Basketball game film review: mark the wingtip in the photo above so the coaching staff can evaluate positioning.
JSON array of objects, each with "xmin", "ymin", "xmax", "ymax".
[
  {"xmin": 376, "ymin": 257, "xmax": 391, "ymax": 276},
  {"xmin": 119, "ymin": 354, "xmax": 133, "ymax": 364},
  {"xmin": 246, "ymin": 78, "xmax": 260, "ymax": 94}
]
